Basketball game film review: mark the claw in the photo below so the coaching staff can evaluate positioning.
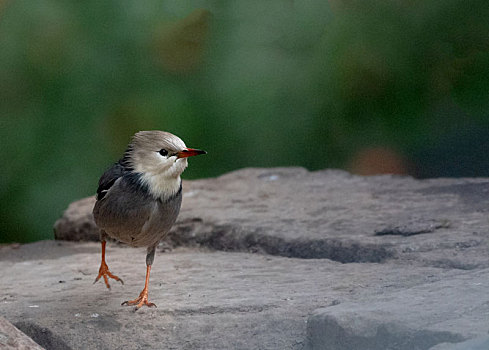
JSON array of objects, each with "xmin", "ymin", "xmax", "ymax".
[
  {"xmin": 94, "ymin": 260, "xmax": 123, "ymax": 289},
  {"xmin": 95, "ymin": 240, "xmax": 123, "ymax": 289},
  {"xmin": 122, "ymin": 288, "xmax": 156, "ymax": 310},
  {"xmin": 121, "ymin": 265, "xmax": 155, "ymax": 309}
]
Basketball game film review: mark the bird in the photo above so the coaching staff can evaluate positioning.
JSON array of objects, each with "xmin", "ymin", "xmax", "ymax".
[{"xmin": 92, "ymin": 130, "xmax": 206, "ymax": 309}]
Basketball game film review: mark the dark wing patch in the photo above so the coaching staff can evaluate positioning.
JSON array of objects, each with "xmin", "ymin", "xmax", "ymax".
[
  {"xmin": 122, "ymin": 171, "xmax": 150, "ymax": 197},
  {"xmin": 96, "ymin": 161, "xmax": 126, "ymax": 200}
]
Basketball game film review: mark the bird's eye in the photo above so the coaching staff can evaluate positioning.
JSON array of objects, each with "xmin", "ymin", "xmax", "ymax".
[{"xmin": 158, "ymin": 149, "xmax": 168, "ymax": 157}]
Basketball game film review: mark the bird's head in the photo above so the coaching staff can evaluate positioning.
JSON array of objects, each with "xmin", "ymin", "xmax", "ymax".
[
  {"xmin": 125, "ymin": 130, "xmax": 206, "ymax": 178},
  {"xmin": 122, "ymin": 130, "xmax": 206, "ymax": 199}
]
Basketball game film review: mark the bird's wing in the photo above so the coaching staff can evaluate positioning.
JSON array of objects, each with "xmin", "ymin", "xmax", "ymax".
[
  {"xmin": 96, "ymin": 161, "xmax": 125, "ymax": 200},
  {"xmin": 93, "ymin": 171, "xmax": 158, "ymax": 246}
]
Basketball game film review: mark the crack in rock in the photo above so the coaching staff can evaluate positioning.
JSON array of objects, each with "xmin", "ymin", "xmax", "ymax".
[
  {"xmin": 168, "ymin": 219, "xmax": 395, "ymax": 263},
  {"xmin": 375, "ymin": 219, "xmax": 451, "ymax": 237}
]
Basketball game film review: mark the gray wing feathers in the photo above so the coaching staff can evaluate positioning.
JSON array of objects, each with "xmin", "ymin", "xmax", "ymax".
[{"xmin": 96, "ymin": 162, "xmax": 125, "ymax": 200}]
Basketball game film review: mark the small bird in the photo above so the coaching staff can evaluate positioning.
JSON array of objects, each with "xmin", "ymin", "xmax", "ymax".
[{"xmin": 92, "ymin": 130, "xmax": 206, "ymax": 309}]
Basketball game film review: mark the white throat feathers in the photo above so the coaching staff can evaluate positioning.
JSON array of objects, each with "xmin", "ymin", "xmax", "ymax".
[{"xmin": 137, "ymin": 157, "xmax": 187, "ymax": 200}]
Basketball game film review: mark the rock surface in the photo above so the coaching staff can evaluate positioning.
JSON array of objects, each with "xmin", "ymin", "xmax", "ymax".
[
  {"xmin": 430, "ymin": 337, "xmax": 489, "ymax": 350},
  {"xmin": 53, "ymin": 196, "xmax": 99, "ymax": 242},
  {"xmin": 0, "ymin": 316, "xmax": 44, "ymax": 349},
  {"xmin": 3, "ymin": 167, "xmax": 489, "ymax": 349},
  {"xmin": 307, "ymin": 268, "xmax": 489, "ymax": 350}
]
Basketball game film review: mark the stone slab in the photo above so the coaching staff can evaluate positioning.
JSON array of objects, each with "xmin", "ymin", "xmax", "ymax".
[
  {"xmin": 12, "ymin": 168, "xmax": 489, "ymax": 349},
  {"xmin": 0, "ymin": 316, "xmax": 44, "ymax": 350},
  {"xmin": 306, "ymin": 268, "xmax": 489, "ymax": 350},
  {"xmin": 55, "ymin": 168, "xmax": 489, "ymax": 269},
  {"xmin": 0, "ymin": 240, "xmax": 468, "ymax": 350}
]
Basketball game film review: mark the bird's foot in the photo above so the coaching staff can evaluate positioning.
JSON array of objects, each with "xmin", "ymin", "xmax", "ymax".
[
  {"xmin": 94, "ymin": 261, "xmax": 123, "ymax": 289},
  {"xmin": 121, "ymin": 288, "xmax": 156, "ymax": 310}
]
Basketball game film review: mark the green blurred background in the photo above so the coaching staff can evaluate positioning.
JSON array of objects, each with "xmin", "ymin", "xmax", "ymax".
[{"xmin": 1, "ymin": 0, "xmax": 488, "ymax": 243}]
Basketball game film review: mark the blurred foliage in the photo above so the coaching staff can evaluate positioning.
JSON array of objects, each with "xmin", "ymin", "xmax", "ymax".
[{"xmin": 1, "ymin": 0, "xmax": 488, "ymax": 242}]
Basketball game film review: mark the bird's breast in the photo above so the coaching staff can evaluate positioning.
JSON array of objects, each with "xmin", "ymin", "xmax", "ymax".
[{"xmin": 93, "ymin": 184, "xmax": 183, "ymax": 248}]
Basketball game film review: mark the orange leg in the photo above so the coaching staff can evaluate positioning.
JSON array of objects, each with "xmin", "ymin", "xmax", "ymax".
[
  {"xmin": 94, "ymin": 240, "xmax": 123, "ymax": 289},
  {"xmin": 121, "ymin": 265, "xmax": 156, "ymax": 310}
]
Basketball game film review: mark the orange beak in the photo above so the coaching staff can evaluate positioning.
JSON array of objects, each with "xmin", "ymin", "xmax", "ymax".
[{"xmin": 177, "ymin": 148, "xmax": 207, "ymax": 158}]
